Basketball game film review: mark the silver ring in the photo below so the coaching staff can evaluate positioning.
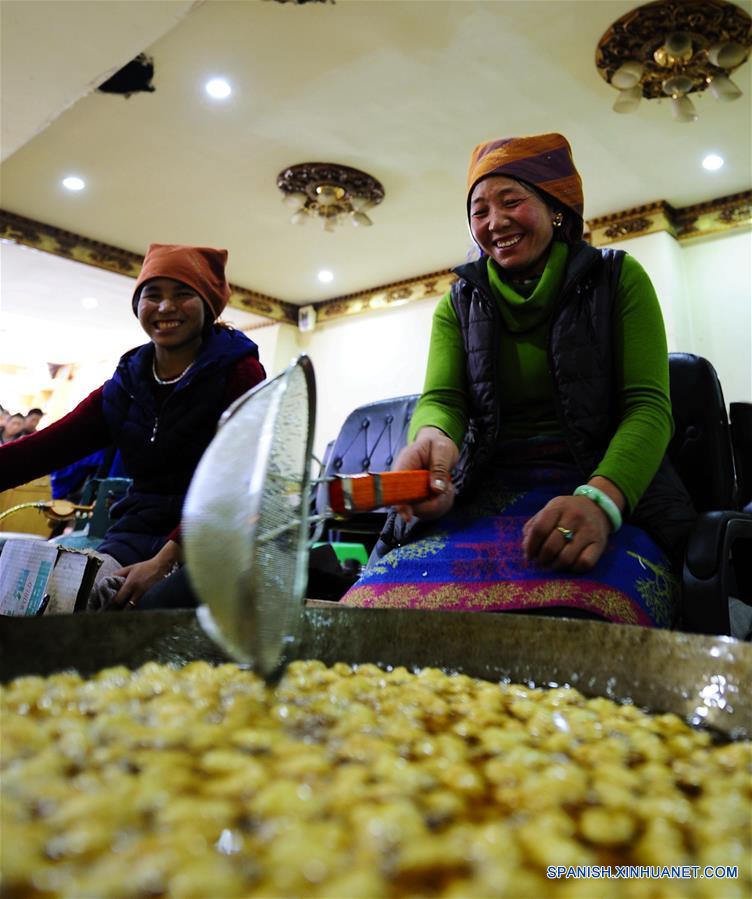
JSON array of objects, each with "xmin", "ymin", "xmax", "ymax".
[
  {"xmin": 556, "ymin": 526, "xmax": 575, "ymax": 543},
  {"xmin": 126, "ymin": 599, "xmax": 137, "ymax": 608}
]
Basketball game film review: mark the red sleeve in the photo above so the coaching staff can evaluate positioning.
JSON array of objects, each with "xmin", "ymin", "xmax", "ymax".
[
  {"xmin": 223, "ymin": 355, "xmax": 266, "ymax": 408},
  {"xmin": 0, "ymin": 386, "xmax": 111, "ymax": 493}
]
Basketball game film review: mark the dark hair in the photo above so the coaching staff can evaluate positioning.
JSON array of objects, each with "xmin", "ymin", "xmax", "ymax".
[
  {"xmin": 26, "ymin": 408, "xmax": 44, "ymax": 417},
  {"xmin": 201, "ymin": 307, "xmax": 213, "ymax": 336}
]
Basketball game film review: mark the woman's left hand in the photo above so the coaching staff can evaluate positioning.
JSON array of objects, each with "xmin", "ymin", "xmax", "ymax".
[
  {"xmin": 522, "ymin": 495, "xmax": 611, "ymax": 573},
  {"xmin": 110, "ymin": 540, "xmax": 181, "ymax": 610}
]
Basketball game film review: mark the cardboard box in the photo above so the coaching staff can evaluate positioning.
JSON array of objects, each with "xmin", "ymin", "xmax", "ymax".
[{"xmin": 0, "ymin": 540, "xmax": 101, "ymax": 616}]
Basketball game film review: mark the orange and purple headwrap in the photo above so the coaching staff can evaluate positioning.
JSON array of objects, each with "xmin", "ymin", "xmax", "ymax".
[
  {"xmin": 467, "ymin": 133, "xmax": 584, "ymax": 224},
  {"xmin": 132, "ymin": 244, "xmax": 231, "ymax": 320}
]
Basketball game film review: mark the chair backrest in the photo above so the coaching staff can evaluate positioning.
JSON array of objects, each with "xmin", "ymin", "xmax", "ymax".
[
  {"xmin": 316, "ymin": 394, "xmax": 419, "ymax": 518},
  {"xmin": 730, "ymin": 402, "xmax": 752, "ymax": 510},
  {"xmin": 326, "ymin": 395, "xmax": 419, "ymax": 476},
  {"xmin": 68, "ymin": 477, "xmax": 132, "ymax": 537},
  {"xmin": 667, "ymin": 353, "xmax": 737, "ymax": 512}
]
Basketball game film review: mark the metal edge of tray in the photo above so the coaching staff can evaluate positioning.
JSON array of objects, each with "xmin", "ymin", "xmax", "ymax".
[{"xmin": 1, "ymin": 607, "xmax": 750, "ymax": 738}]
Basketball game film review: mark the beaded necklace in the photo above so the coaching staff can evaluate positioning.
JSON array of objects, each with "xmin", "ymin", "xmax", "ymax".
[{"xmin": 151, "ymin": 357, "xmax": 195, "ymax": 386}]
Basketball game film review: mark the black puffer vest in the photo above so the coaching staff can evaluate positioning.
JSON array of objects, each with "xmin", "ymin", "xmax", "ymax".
[
  {"xmin": 375, "ymin": 242, "xmax": 695, "ymax": 563},
  {"xmin": 102, "ymin": 327, "xmax": 258, "ymax": 494},
  {"xmin": 451, "ymin": 242, "xmax": 623, "ymax": 492},
  {"xmin": 452, "ymin": 242, "xmax": 695, "ymax": 558},
  {"xmin": 97, "ymin": 327, "xmax": 260, "ymax": 565}
]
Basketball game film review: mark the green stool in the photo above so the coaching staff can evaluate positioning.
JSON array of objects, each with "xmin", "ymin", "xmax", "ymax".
[{"xmin": 313, "ymin": 541, "xmax": 369, "ymax": 566}]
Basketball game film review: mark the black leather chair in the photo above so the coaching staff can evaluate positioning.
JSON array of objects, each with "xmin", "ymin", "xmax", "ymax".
[
  {"xmin": 667, "ymin": 353, "xmax": 751, "ymax": 635},
  {"xmin": 316, "ymin": 395, "xmax": 419, "ymax": 551},
  {"xmin": 730, "ymin": 402, "xmax": 752, "ymax": 511}
]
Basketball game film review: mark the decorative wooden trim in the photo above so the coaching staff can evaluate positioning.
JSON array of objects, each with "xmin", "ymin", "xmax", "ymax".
[
  {"xmin": 314, "ymin": 270, "xmax": 456, "ymax": 324},
  {"xmin": 587, "ymin": 192, "xmax": 751, "ymax": 247},
  {"xmin": 587, "ymin": 201, "xmax": 677, "ymax": 246},
  {"xmin": 673, "ymin": 191, "xmax": 752, "ymax": 240},
  {"xmin": 226, "ymin": 286, "xmax": 297, "ymax": 325},
  {"xmin": 3, "ymin": 192, "xmax": 750, "ymax": 326},
  {"xmin": 0, "ymin": 209, "xmax": 298, "ymax": 325},
  {"xmin": 0, "ymin": 209, "xmax": 144, "ymax": 277}
]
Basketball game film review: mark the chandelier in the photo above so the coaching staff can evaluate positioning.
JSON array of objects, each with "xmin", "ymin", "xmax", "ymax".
[
  {"xmin": 276, "ymin": 162, "xmax": 385, "ymax": 231},
  {"xmin": 596, "ymin": 0, "xmax": 751, "ymax": 122}
]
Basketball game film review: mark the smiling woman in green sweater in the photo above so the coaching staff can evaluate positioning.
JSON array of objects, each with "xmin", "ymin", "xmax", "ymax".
[{"xmin": 342, "ymin": 133, "xmax": 695, "ymax": 627}]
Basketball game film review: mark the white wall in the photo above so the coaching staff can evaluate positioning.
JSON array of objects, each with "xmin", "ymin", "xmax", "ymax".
[
  {"xmin": 298, "ymin": 297, "xmax": 441, "ymax": 458},
  {"xmin": 681, "ymin": 228, "xmax": 751, "ymax": 405},
  {"xmin": 613, "ymin": 230, "xmax": 694, "ymax": 351},
  {"xmin": 613, "ymin": 227, "xmax": 751, "ymax": 405}
]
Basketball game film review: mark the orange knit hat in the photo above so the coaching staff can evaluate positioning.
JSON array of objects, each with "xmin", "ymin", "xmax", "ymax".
[
  {"xmin": 132, "ymin": 244, "xmax": 231, "ymax": 320},
  {"xmin": 466, "ymin": 133, "xmax": 584, "ymax": 220}
]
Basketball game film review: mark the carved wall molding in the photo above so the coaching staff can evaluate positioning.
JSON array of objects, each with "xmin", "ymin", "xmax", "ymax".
[
  {"xmin": 0, "ymin": 209, "xmax": 298, "ymax": 325},
  {"xmin": 314, "ymin": 271, "xmax": 456, "ymax": 324},
  {"xmin": 2, "ymin": 191, "xmax": 750, "ymax": 326},
  {"xmin": 586, "ymin": 191, "xmax": 751, "ymax": 246},
  {"xmin": 0, "ymin": 209, "xmax": 144, "ymax": 278},
  {"xmin": 672, "ymin": 190, "xmax": 752, "ymax": 239},
  {"xmin": 587, "ymin": 201, "xmax": 677, "ymax": 245}
]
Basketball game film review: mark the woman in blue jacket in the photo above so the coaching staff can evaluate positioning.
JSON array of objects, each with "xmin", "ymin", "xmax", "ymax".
[{"xmin": 0, "ymin": 244, "xmax": 265, "ymax": 609}]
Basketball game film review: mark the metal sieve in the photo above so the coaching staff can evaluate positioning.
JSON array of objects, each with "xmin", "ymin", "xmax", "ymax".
[
  {"xmin": 182, "ymin": 354, "xmax": 431, "ymax": 678},
  {"xmin": 182, "ymin": 355, "xmax": 316, "ymax": 678}
]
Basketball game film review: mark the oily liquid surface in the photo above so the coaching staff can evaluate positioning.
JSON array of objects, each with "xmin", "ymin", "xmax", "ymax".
[{"xmin": 2, "ymin": 660, "xmax": 750, "ymax": 898}]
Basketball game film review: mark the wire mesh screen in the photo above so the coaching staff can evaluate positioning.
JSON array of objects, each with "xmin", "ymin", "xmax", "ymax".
[
  {"xmin": 183, "ymin": 357, "xmax": 315, "ymax": 675},
  {"xmin": 249, "ymin": 361, "xmax": 312, "ymax": 675}
]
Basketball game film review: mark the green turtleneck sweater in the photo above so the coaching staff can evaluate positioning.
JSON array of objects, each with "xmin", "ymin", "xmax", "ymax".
[{"xmin": 408, "ymin": 242, "xmax": 673, "ymax": 513}]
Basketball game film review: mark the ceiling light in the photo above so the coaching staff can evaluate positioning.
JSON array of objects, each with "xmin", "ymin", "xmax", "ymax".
[
  {"xmin": 671, "ymin": 95, "xmax": 698, "ymax": 123},
  {"xmin": 62, "ymin": 176, "xmax": 85, "ymax": 191},
  {"xmin": 317, "ymin": 270, "xmax": 334, "ymax": 283},
  {"xmin": 277, "ymin": 162, "xmax": 385, "ymax": 232},
  {"xmin": 205, "ymin": 78, "xmax": 232, "ymax": 100},
  {"xmin": 707, "ymin": 73, "xmax": 743, "ymax": 101},
  {"xmin": 81, "ymin": 296, "xmax": 99, "ymax": 310},
  {"xmin": 596, "ymin": 0, "xmax": 751, "ymax": 123},
  {"xmin": 702, "ymin": 153, "xmax": 725, "ymax": 171}
]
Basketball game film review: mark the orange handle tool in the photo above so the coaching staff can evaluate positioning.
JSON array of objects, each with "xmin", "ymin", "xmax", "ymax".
[{"xmin": 328, "ymin": 470, "xmax": 432, "ymax": 515}]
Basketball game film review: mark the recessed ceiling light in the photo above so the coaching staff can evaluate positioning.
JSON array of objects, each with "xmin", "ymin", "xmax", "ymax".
[
  {"xmin": 702, "ymin": 153, "xmax": 724, "ymax": 171},
  {"xmin": 81, "ymin": 296, "xmax": 99, "ymax": 310},
  {"xmin": 62, "ymin": 176, "xmax": 85, "ymax": 191},
  {"xmin": 205, "ymin": 78, "xmax": 232, "ymax": 100},
  {"xmin": 317, "ymin": 270, "xmax": 334, "ymax": 284}
]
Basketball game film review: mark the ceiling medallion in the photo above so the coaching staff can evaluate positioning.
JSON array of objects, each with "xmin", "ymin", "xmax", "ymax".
[
  {"xmin": 277, "ymin": 162, "xmax": 385, "ymax": 231},
  {"xmin": 596, "ymin": 0, "xmax": 751, "ymax": 122}
]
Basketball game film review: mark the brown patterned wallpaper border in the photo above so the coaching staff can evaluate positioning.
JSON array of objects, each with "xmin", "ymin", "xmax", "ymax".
[
  {"xmin": 586, "ymin": 191, "xmax": 752, "ymax": 246},
  {"xmin": 0, "ymin": 210, "xmax": 299, "ymax": 325},
  {"xmin": 2, "ymin": 190, "xmax": 750, "ymax": 325},
  {"xmin": 314, "ymin": 271, "xmax": 456, "ymax": 325}
]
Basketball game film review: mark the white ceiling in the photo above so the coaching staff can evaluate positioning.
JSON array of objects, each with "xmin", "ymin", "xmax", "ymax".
[
  {"xmin": 0, "ymin": 0, "xmax": 199, "ymax": 162},
  {"xmin": 1, "ymin": 0, "xmax": 750, "ymax": 363}
]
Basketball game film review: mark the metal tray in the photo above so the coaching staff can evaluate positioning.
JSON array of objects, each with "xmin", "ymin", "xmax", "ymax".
[{"xmin": 2, "ymin": 608, "xmax": 750, "ymax": 739}]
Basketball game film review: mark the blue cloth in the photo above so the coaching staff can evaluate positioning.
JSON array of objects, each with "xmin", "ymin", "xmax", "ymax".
[
  {"xmin": 51, "ymin": 449, "xmax": 128, "ymax": 499},
  {"xmin": 343, "ymin": 440, "xmax": 679, "ymax": 628}
]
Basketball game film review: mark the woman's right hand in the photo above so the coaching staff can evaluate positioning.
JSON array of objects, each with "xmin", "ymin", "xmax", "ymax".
[{"xmin": 393, "ymin": 426, "xmax": 459, "ymax": 521}]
